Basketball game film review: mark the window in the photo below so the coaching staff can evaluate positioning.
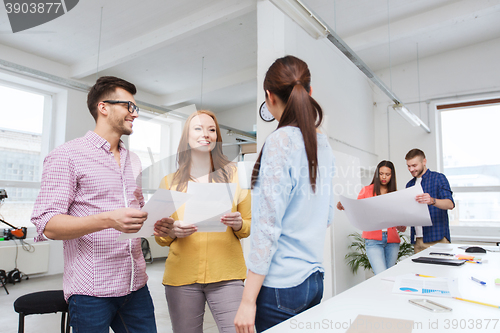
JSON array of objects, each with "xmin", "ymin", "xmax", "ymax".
[
  {"xmin": 0, "ymin": 83, "xmax": 49, "ymax": 228},
  {"xmin": 439, "ymin": 98, "xmax": 500, "ymax": 239},
  {"xmin": 128, "ymin": 110, "xmax": 183, "ymax": 200}
]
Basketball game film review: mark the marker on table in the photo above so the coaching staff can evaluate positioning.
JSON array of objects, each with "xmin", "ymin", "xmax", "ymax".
[
  {"xmin": 416, "ymin": 274, "xmax": 435, "ymax": 278},
  {"xmin": 454, "ymin": 297, "xmax": 500, "ymax": 309},
  {"xmin": 471, "ymin": 276, "xmax": 486, "ymax": 285}
]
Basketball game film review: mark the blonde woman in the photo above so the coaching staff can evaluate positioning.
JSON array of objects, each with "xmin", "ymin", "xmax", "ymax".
[{"xmin": 156, "ymin": 110, "xmax": 251, "ymax": 333}]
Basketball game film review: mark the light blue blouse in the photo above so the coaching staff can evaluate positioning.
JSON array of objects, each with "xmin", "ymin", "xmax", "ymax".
[{"xmin": 248, "ymin": 126, "xmax": 335, "ymax": 288}]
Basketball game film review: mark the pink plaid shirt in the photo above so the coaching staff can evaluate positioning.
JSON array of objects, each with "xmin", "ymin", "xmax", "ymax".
[{"xmin": 31, "ymin": 131, "xmax": 148, "ymax": 301}]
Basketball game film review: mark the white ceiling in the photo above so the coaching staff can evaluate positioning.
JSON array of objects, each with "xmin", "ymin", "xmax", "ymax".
[
  {"xmin": 1, "ymin": 0, "xmax": 499, "ymax": 125},
  {"xmin": 303, "ymin": 0, "xmax": 500, "ymax": 71}
]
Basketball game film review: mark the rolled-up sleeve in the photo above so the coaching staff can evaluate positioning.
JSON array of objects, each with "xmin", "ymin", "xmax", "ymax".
[
  {"xmin": 31, "ymin": 147, "xmax": 76, "ymax": 242},
  {"xmin": 438, "ymin": 174, "xmax": 454, "ymax": 207}
]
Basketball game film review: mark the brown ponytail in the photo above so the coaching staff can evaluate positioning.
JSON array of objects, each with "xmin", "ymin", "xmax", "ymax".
[{"xmin": 251, "ymin": 55, "xmax": 323, "ymax": 192}]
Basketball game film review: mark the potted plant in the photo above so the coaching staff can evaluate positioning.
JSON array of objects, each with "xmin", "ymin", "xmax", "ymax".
[{"xmin": 345, "ymin": 232, "xmax": 413, "ymax": 275}]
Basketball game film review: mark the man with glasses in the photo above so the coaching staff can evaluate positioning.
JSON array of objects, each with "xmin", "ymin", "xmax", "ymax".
[{"xmin": 31, "ymin": 76, "xmax": 174, "ymax": 333}]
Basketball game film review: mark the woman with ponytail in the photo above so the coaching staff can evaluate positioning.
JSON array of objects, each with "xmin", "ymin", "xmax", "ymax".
[{"xmin": 234, "ymin": 56, "xmax": 335, "ymax": 333}]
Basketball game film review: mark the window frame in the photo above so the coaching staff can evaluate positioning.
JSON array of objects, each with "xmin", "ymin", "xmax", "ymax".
[
  {"xmin": 0, "ymin": 77, "xmax": 58, "ymax": 228},
  {"xmin": 436, "ymin": 97, "xmax": 500, "ymax": 242},
  {"xmin": 0, "ymin": 80, "xmax": 53, "ymax": 187}
]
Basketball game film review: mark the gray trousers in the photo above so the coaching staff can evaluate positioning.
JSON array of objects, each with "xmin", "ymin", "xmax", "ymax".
[{"xmin": 165, "ymin": 280, "xmax": 244, "ymax": 333}]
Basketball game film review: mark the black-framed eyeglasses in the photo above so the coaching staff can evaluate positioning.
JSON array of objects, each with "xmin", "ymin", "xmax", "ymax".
[{"xmin": 102, "ymin": 100, "xmax": 139, "ymax": 114}]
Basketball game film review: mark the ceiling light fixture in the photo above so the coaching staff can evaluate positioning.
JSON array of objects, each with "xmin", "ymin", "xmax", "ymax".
[
  {"xmin": 392, "ymin": 104, "xmax": 431, "ymax": 133},
  {"xmin": 269, "ymin": 0, "xmax": 329, "ymax": 39},
  {"xmin": 270, "ymin": 0, "xmax": 431, "ymax": 133}
]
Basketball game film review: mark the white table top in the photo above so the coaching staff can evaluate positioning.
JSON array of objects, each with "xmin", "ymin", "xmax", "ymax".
[{"xmin": 266, "ymin": 244, "xmax": 500, "ymax": 332}]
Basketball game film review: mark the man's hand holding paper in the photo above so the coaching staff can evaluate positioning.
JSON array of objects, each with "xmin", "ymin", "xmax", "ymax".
[{"xmin": 117, "ymin": 189, "xmax": 191, "ymax": 240}]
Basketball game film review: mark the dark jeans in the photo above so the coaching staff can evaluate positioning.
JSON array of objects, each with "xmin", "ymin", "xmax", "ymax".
[
  {"xmin": 255, "ymin": 271, "xmax": 324, "ymax": 333},
  {"xmin": 68, "ymin": 285, "xmax": 157, "ymax": 333}
]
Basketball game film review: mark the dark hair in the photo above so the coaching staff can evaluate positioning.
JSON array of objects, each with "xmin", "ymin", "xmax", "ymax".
[
  {"xmin": 251, "ymin": 55, "xmax": 323, "ymax": 192},
  {"xmin": 370, "ymin": 160, "xmax": 397, "ymax": 196},
  {"xmin": 405, "ymin": 148, "xmax": 426, "ymax": 161},
  {"xmin": 170, "ymin": 110, "xmax": 234, "ymax": 192},
  {"xmin": 87, "ymin": 76, "xmax": 137, "ymax": 121}
]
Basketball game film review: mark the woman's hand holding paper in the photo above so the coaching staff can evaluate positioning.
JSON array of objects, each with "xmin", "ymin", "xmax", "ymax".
[
  {"xmin": 221, "ymin": 212, "xmax": 243, "ymax": 231},
  {"xmin": 171, "ymin": 220, "xmax": 198, "ymax": 238},
  {"xmin": 154, "ymin": 217, "xmax": 175, "ymax": 237}
]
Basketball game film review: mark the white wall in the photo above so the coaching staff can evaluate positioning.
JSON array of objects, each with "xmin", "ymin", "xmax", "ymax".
[
  {"xmin": 64, "ymin": 89, "xmax": 95, "ymax": 141},
  {"xmin": 373, "ymin": 37, "xmax": 500, "ymax": 191},
  {"xmin": 216, "ymin": 102, "xmax": 258, "ymax": 161},
  {"xmin": 216, "ymin": 102, "xmax": 257, "ymax": 133}
]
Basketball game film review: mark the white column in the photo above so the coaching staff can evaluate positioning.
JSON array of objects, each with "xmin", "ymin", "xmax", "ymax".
[{"xmin": 256, "ymin": 0, "xmax": 285, "ymax": 151}]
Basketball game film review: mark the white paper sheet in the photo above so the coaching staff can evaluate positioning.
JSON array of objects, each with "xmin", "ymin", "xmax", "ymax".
[
  {"xmin": 237, "ymin": 161, "xmax": 254, "ymax": 190},
  {"xmin": 182, "ymin": 182, "xmax": 237, "ymax": 232},
  {"xmin": 339, "ymin": 185, "xmax": 432, "ymax": 231},
  {"xmin": 117, "ymin": 189, "xmax": 191, "ymax": 240},
  {"xmin": 392, "ymin": 274, "xmax": 460, "ymax": 298}
]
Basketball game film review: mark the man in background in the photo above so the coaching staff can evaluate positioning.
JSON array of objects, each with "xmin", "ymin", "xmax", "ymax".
[{"xmin": 405, "ymin": 148, "xmax": 454, "ymax": 253}]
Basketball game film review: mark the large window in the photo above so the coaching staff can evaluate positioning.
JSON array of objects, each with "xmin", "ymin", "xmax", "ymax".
[
  {"xmin": 439, "ymin": 99, "xmax": 500, "ymax": 236},
  {"xmin": 0, "ymin": 83, "xmax": 49, "ymax": 228}
]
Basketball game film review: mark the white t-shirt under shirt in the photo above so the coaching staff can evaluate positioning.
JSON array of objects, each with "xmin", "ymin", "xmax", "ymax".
[{"xmin": 414, "ymin": 178, "xmax": 423, "ymax": 238}]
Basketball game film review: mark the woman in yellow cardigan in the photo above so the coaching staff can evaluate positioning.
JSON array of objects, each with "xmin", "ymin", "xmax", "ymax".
[{"xmin": 155, "ymin": 110, "xmax": 251, "ymax": 333}]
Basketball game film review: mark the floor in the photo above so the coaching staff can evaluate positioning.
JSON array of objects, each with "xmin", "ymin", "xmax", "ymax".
[{"xmin": 0, "ymin": 259, "xmax": 219, "ymax": 333}]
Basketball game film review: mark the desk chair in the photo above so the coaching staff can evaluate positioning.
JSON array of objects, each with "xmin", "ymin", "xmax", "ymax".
[
  {"xmin": 14, "ymin": 290, "xmax": 70, "ymax": 333},
  {"xmin": 0, "ymin": 269, "xmax": 8, "ymax": 294}
]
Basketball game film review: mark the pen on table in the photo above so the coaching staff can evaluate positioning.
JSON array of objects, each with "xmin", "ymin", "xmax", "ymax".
[
  {"xmin": 416, "ymin": 274, "xmax": 436, "ymax": 278},
  {"xmin": 453, "ymin": 297, "xmax": 500, "ymax": 309},
  {"xmin": 465, "ymin": 260, "xmax": 483, "ymax": 264},
  {"xmin": 471, "ymin": 276, "xmax": 486, "ymax": 285}
]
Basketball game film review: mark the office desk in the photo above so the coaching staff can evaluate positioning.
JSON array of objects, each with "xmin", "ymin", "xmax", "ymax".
[{"xmin": 266, "ymin": 245, "xmax": 500, "ymax": 332}]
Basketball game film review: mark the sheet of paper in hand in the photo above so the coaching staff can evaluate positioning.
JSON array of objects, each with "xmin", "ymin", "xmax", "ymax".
[
  {"xmin": 117, "ymin": 189, "xmax": 191, "ymax": 240},
  {"xmin": 340, "ymin": 185, "xmax": 432, "ymax": 231},
  {"xmin": 183, "ymin": 182, "xmax": 237, "ymax": 232}
]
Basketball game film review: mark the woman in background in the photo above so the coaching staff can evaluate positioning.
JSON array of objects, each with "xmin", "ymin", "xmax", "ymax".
[
  {"xmin": 234, "ymin": 55, "xmax": 335, "ymax": 333},
  {"xmin": 155, "ymin": 110, "xmax": 251, "ymax": 333},
  {"xmin": 337, "ymin": 160, "xmax": 405, "ymax": 275}
]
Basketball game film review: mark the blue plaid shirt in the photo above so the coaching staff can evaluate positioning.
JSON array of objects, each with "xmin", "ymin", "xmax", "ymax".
[{"xmin": 406, "ymin": 169, "xmax": 454, "ymax": 244}]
